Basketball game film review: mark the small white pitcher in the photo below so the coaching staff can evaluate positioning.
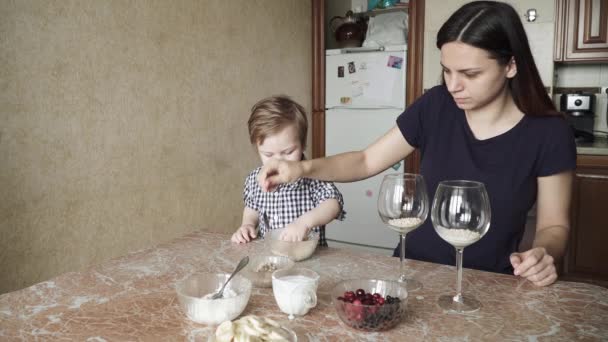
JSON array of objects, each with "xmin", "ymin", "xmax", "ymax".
[{"xmin": 272, "ymin": 268, "xmax": 320, "ymax": 320}]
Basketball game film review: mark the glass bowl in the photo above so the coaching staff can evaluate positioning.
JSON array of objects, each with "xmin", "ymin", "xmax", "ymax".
[
  {"xmin": 266, "ymin": 228, "xmax": 319, "ymax": 261},
  {"xmin": 175, "ymin": 273, "xmax": 251, "ymax": 325},
  {"xmin": 331, "ymin": 279, "xmax": 408, "ymax": 331},
  {"xmin": 241, "ymin": 255, "xmax": 295, "ymax": 288}
]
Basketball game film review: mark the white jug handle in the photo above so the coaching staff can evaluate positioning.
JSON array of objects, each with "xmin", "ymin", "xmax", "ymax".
[
  {"xmin": 304, "ymin": 290, "xmax": 317, "ymax": 309},
  {"xmin": 289, "ymin": 285, "xmax": 318, "ymax": 310}
]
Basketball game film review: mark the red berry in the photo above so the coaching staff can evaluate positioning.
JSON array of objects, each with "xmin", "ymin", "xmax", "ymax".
[
  {"xmin": 376, "ymin": 297, "xmax": 385, "ymax": 305},
  {"xmin": 344, "ymin": 291, "xmax": 355, "ymax": 298},
  {"xmin": 373, "ymin": 293, "xmax": 382, "ymax": 300},
  {"xmin": 352, "ymin": 299, "xmax": 362, "ymax": 306},
  {"xmin": 355, "ymin": 289, "xmax": 365, "ymax": 297}
]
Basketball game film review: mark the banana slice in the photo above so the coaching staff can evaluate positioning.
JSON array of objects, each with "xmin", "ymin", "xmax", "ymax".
[
  {"xmin": 240, "ymin": 322, "xmax": 261, "ymax": 337},
  {"xmin": 263, "ymin": 317, "xmax": 281, "ymax": 328},
  {"xmin": 215, "ymin": 315, "xmax": 292, "ymax": 342},
  {"xmin": 215, "ymin": 320, "xmax": 235, "ymax": 342},
  {"xmin": 266, "ymin": 329, "xmax": 290, "ymax": 341},
  {"xmin": 249, "ymin": 316, "xmax": 270, "ymax": 335}
]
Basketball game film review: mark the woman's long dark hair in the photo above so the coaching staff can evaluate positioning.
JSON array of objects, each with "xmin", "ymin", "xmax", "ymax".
[{"xmin": 437, "ymin": 1, "xmax": 559, "ymax": 116}]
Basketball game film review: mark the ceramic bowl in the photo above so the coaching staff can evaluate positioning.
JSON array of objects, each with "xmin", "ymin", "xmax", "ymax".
[
  {"xmin": 331, "ymin": 278, "xmax": 408, "ymax": 331},
  {"xmin": 175, "ymin": 273, "xmax": 251, "ymax": 325}
]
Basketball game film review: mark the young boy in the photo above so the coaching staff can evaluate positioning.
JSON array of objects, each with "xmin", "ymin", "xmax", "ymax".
[{"xmin": 231, "ymin": 95, "xmax": 345, "ymax": 245}]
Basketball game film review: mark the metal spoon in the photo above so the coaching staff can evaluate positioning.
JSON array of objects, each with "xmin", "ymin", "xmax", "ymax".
[
  {"xmin": 210, "ymin": 256, "xmax": 249, "ymax": 299},
  {"xmin": 262, "ymin": 212, "xmax": 271, "ymax": 233}
]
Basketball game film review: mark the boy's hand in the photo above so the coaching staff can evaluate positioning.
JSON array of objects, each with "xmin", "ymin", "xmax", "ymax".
[
  {"xmin": 280, "ymin": 223, "xmax": 310, "ymax": 242},
  {"xmin": 231, "ymin": 224, "xmax": 257, "ymax": 244}
]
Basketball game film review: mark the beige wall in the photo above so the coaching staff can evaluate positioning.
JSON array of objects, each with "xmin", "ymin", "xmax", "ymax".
[{"xmin": 0, "ymin": 0, "xmax": 311, "ymax": 294}]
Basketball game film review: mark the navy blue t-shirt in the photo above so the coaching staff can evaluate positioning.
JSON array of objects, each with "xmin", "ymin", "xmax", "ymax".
[{"xmin": 396, "ymin": 85, "xmax": 576, "ymax": 274}]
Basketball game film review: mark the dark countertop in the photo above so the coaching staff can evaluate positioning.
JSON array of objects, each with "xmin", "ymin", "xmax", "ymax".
[{"xmin": 577, "ymin": 137, "xmax": 608, "ymax": 155}]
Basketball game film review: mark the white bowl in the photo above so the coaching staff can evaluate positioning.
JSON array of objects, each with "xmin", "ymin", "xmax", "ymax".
[{"xmin": 175, "ymin": 273, "xmax": 251, "ymax": 325}]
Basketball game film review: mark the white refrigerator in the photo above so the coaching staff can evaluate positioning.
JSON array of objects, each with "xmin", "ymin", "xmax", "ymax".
[{"xmin": 325, "ymin": 45, "xmax": 407, "ymax": 254}]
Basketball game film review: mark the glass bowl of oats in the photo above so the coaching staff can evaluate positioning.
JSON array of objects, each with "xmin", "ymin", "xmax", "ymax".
[{"xmin": 241, "ymin": 255, "xmax": 295, "ymax": 288}]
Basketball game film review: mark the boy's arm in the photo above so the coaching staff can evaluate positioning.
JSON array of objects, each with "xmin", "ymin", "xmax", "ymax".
[
  {"xmin": 231, "ymin": 207, "xmax": 260, "ymax": 243},
  {"xmin": 281, "ymin": 199, "xmax": 341, "ymax": 241},
  {"xmin": 241, "ymin": 207, "xmax": 259, "ymax": 227}
]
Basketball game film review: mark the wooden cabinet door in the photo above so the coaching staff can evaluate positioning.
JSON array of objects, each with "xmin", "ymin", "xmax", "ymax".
[
  {"xmin": 555, "ymin": 0, "xmax": 608, "ymax": 62},
  {"xmin": 563, "ymin": 155, "xmax": 608, "ymax": 287}
]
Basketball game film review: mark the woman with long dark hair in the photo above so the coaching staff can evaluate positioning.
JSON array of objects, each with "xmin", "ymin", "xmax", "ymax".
[{"xmin": 259, "ymin": 1, "xmax": 575, "ymax": 287}]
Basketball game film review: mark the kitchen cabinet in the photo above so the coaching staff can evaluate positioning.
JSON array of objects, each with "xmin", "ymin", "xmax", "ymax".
[
  {"xmin": 554, "ymin": 0, "xmax": 608, "ymax": 62},
  {"xmin": 561, "ymin": 154, "xmax": 608, "ymax": 287}
]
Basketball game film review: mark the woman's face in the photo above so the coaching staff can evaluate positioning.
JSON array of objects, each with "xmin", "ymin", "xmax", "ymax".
[
  {"xmin": 440, "ymin": 42, "xmax": 516, "ymax": 111},
  {"xmin": 256, "ymin": 123, "xmax": 303, "ymax": 165}
]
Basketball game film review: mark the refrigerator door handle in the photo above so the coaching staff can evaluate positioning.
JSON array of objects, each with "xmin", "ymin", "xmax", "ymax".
[{"xmin": 341, "ymin": 46, "xmax": 386, "ymax": 53}]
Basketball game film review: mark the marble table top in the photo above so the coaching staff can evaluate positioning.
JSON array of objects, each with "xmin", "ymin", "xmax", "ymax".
[{"xmin": 1, "ymin": 231, "xmax": 607, "ymax": 341}]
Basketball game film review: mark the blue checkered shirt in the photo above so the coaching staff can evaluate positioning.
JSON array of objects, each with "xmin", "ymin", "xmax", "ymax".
[{"xmin": 243, "ymin": 166, "xmax": 346, "ymax": 247}]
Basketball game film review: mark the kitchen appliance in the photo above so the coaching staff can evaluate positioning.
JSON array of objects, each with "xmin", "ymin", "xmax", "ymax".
[
  {"xmin": 325, "ymin": 45, "xmax": 407, "ymax": 254},
  {"xmin": 560, "ymin": 93, "xmax": 596, "ymax": 143},
  {"xmin": 329, "ymin": 11, "xmax": 367, "ymax": 48}
]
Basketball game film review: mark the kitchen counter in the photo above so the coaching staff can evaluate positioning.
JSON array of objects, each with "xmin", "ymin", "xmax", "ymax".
[
  {"xmin": 577, "ymin": 136, "xmax": 608, "ymax": 155},
  {"xmin": 1, "ymin": 231, "xmax": 607, "ymax": 341}
]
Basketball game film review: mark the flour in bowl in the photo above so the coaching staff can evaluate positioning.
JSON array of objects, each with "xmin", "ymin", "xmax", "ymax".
[{"xmin": 202, "ymin": 288, "xmax": 237, "ymax": 299}]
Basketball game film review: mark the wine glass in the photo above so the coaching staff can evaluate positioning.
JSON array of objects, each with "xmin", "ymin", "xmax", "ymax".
[
  {"xmin": 378, "ymin": 173, "xmax": 429, "ymax": 291},
  {"xmin": 431, "ymin": 180, "xmax": 491, "ymax": 313}
]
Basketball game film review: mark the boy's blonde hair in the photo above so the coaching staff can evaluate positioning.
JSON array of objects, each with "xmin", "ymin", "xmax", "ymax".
[{"xmin": 248, "ymin": 95, "xmax": 308, "ymax": 148}]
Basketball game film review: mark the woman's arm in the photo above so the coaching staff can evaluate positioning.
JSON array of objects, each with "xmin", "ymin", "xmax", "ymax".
[
  {"xmin": 534, "ymin": 170, "xmax": 572, "ymax": 258},
  {"xmin": 510, "ymin": 171, "xmax": 573, "ymax": 286},
  {"xmin": 261, "ymin": 126, "xmax": 415, "ymax": 191}
]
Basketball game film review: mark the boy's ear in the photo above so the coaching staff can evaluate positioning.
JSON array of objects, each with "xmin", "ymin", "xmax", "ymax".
[{"xmin": 506, "ymin": 57, "xmax": 517, "ymax": 79}]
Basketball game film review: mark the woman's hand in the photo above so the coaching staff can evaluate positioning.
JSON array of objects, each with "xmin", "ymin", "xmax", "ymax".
[
  {"xmin": 258, "ymin": 159, "xmax": 304, "ymax": 192},
  {"xmin": 231, "ymin": 224, "xmax": 257, "ymax": 244},
  {"xmin": 510, "ymin": 247, "xmax": 557, "ymax": 286}
]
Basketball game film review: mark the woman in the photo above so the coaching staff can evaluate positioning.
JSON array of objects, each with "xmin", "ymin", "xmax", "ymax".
[{"xmin": 259, "ymin": 1, "xmax": 576, "ymax": 286}]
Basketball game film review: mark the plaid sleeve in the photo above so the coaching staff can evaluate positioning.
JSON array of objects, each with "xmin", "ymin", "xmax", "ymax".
[
  {"xmin": 243, "ymin": 168, "xmax": 261, "ymax": 211},
  {"xmin": 308, "ymin": 178, "xmax": 346, "ymax": 221}
]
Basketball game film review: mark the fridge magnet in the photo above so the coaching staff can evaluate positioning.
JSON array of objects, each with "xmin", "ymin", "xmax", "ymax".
[
  {"xmin": 340, "ymin": 96, "xmax": 352, "ymax": 104},
  {"xmin": 387, "ymin": 56, "xmax": 404, "ymax": 69},
  {"xmin": 365, "ymin": 190, "xmax": 373, "ymax": 198},
  {"xmin": 338, "ymin": 66, "xmax": 344, "ymax": 78},
  {"xmin": 348, "ymin": 61, "xmax": 356, "ymax": 73},
  {"xmin": 391, "ymin": 162, "xmax": 401, "ymax": 171}
]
